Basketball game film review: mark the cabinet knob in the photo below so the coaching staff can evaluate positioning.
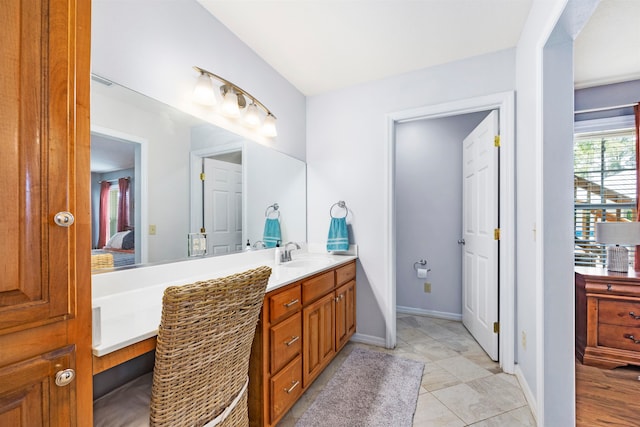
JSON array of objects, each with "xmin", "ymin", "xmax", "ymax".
[
  {"xmin": 629, "ymin": 312, "xmax": 640, "ymax": 320},
  {"xmin": 54, "ymin": 211, "xmax": 75, "ymax": 227},
  {"xmin": 55, "ymin": 368, "xmax": 76, "ymax": 387}
]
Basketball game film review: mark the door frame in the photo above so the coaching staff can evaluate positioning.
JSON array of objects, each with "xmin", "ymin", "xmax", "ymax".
[{"xmin": 385, "ymin": 91, "xmax": 515, "ymax": 373}]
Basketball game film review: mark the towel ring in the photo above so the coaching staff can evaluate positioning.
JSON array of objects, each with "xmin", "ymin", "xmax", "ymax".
[
  {"xmin": 330, "ymin": 201, "xmax": 348, "ymax": 219},
  {"xmin": 265, "ymin": 203, "xmax": 280, "ymax": 219}
]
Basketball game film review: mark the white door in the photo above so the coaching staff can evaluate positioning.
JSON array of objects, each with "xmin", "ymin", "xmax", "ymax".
[
  {"xmin": 462, "ymin": 110, "xmax": 499, "ymax": 361},
  {"xmin": 204, "ymin": 158, "xmax": 243, "ymax": 255}
]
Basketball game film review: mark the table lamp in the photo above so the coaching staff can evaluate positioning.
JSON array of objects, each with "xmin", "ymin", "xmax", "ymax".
[{"xmin": 595, "ymin": 222, "xmax": 640, "ymax": 273}]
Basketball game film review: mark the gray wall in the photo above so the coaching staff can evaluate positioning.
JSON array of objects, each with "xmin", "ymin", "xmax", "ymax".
[{"xmin": 395, "ymin": 112, "xmax": 489, "ymax": 317}]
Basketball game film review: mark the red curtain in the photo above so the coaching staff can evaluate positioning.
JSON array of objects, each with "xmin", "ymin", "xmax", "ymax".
[
  {"xmin": 117, "ymin": 177, "xmax": 130, "ymax": 232},
  {"xmin": 633, "ymin": 104, "xmax": 640, "ymax": 271},
  {"xmin": 97, "ymin": 181, "xmax": 111, "ymax": 248}
]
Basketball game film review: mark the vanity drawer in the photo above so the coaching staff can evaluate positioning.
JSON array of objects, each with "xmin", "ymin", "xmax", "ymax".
[
  {"xmin": 270, "ymin": 312, "xmax": 302, "ymax": 373},
  {"xmin": 599, "ymin": 300, "xmax": 640, "ymax": 327},
  {"xmin": 302, "ymin": 271, "xmax": 334, "ymax": 305},
  {"xmin": 598, "ymin": 323, "xmax": 640, "ymax": 352},
  {"xmin": 335, "ymin": 261, "xmax": 356, "ymax": 286},
  {"xmin": 270, "ymin": 356, "xmax": 302, "ymax": 423},
  {"xmin": 269, "ymin": 285, "xmax": 301, "ymax": 324}
]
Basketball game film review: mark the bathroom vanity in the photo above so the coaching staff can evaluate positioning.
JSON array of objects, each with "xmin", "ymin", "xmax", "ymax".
[
  {"xmin": 248, "ymin": 260, "xmax": 356, "ymax": 427},
  {"xmin": 91, "ymin": 248, "xmax": 357, "ymax": 423}
]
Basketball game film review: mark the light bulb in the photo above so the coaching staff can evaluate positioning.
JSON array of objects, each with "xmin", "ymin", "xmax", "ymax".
[
  {"xmin": 262, "ymin": 113, "xmax": 277, "ymax": 137},
  {"xmin": 192, "ymin": 73, "xmax": 216, "ymax": 106},
  {"xmin": 222, "ymin": 88, "xmax": 240, "ymax": 117},
  {"xmin": 244, "ymin": 103, "xmax": 261, "ymax": 128}
]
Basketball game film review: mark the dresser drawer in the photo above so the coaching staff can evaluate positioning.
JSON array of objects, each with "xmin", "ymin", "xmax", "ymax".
[
  {"xmin": 302, "ymin": 271, "xmax": 334, "ymax": 305},
  {"xmin": 598, "ymin": 323, "xmax": 640, "ymax": 352},
  {"xmin": 270, "ymin": 356, "xmax": 302, "ymax": 423},
  {"xmin": 335, "ymin": 261, "xmax": 356, "ymax": 286},
  {"xmin": 269, "ymin": 285, "xmax": 301, "ymax": 324},
  {"xmin": 270, "ymin": 312, "xmax": 301, "ymax": 373},
  {"xmin": 599, "ymin": 300, "xmax": 640, "ymax": 327}
]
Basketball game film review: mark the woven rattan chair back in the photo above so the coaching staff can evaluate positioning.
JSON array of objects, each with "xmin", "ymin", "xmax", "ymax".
[{"xmin": 149, "ymin": 265, "xmax": 271, "ymax": 427}]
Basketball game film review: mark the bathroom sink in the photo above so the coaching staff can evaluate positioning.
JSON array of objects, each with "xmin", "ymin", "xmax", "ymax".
[{"xmin": 280, "ymin": 257, "xmax": 333, "ymax": 269}]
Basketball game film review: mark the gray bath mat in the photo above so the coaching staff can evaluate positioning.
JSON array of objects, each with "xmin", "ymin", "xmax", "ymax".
[{"xmin": 296, "ymin": 347, "xmax": 424, "ymax": 426}]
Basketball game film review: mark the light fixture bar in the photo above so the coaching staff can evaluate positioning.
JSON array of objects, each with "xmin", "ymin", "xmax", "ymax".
[{"xmin": 193, "ymin": 66, "xmax": 276, "ymax": 119}]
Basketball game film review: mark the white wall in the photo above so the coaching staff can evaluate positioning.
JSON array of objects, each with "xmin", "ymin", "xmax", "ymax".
[
  {"xmin": 307, "ymin": 48, "xmax": 516, "ymax": 342},
  {"xmin": 395, "ymin": 113, "xmax": 489, "ymax": 316},
  {"xmin": 92, "ymin": 0, "xmax": 306, "ymax": 161},
  {"xmin": 515, "ymin": 0, "xmax": 599, "ymax": 424}
]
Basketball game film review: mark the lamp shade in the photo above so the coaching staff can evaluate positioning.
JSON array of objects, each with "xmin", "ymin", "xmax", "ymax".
[
  {"xmin": 193, "ymin": 73, "xmax": 216, "ymax": 106},
  {"xmin": 595, "ymin": 222, "xmax": 640, "ymax": 245},
  {"xmin": 262, "ymin": 113, "xmax": 277, "ymax": 137}
]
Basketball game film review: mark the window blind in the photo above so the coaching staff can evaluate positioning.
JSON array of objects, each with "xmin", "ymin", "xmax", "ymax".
[{"xmin": 574, "ymin": 128, "xmax": 637, "ymax": 267}]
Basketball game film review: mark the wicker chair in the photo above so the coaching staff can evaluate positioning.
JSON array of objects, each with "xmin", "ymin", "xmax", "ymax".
[
  {"xmin": 94, "ymin": 265, "xmax": 272, "ymax": 427},
  {"xmin": 91, "ymin": 253, "xmax": 114, "ymax": 270}
]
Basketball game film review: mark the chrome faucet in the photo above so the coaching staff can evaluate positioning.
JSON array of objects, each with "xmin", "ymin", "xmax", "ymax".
[
  {"xmin": 282, "ymin": 242, "xmax": 301, "ymax": 262},
  {"xmin": 252, "ymin": 240, "xmax": 266, "ymax": 250}
]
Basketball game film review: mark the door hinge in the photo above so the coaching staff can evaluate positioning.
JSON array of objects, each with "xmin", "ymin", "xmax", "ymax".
[
  {"xmin": 494, "ymin": 135, "xmax": 500, "ymax": 147},
  {"xmin": 494, "ymin": 228, "xmax": 500, "ymax": 240},
  {"xmin": 200, "ymin": 172, "xmax": 206, "ymax": 181},
  {"xmin": 493, "ymin": 321, "xmax": 500, "ymax": 334}
]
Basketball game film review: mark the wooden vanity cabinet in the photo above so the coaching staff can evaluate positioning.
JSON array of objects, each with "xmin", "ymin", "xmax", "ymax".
[
  {"xmin": 576, "ymin": 267, "xmax": 640, "ymax": 369},
  {"xmin": 0, "ymin": 0, "xmax": 92, "ymax": 425},
  {"xmin": 249, "ymin": 260, "xmax": 357, "ymax": 427}
]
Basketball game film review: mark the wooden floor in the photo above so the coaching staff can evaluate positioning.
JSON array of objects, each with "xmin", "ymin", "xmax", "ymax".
[{"xmin": 576, "ymin": 360, "xmax": 640, "ymax": 426}]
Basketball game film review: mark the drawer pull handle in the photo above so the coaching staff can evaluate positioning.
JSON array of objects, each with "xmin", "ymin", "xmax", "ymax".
[
  {"xmin": 285, "ymin": 336, "xmax": 300, "ymax": 346},
  {"xmin": 283, "ymin": 299, "xmax": 299, "ymax": 308},
  {"xmin": 607, "ymin": 284, "xmax": 613, "ymax": 291},
  {"xmin": 629, "ymin": 312, "xmax": 640, "ymax": 320},
  {"xmin": 623, "ymin": 334, "xmax": 640, "ymax": 344},
  {"xmin": 284, "ymin": 380, "xmax": 300, "ymax": 394}
]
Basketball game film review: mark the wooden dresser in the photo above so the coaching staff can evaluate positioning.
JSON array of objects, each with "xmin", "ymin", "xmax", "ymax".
[
  {"xmin": 248, "ymin": 260, "xmax": 356, "ymax": 427},
  {"xmin": 576, "ymin": 267, "xmax": 640, "ymax": 369}
]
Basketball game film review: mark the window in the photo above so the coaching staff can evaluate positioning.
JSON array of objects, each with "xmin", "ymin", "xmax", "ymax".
[{"xmin": 574, "ymin": 128, "xmax": 637, "ymax": 267}]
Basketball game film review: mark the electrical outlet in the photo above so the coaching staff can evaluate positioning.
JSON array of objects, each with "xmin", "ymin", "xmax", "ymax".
[
  {"xmin": 424, "ymin": 282, "xmax": 431, "ymax": 293},
  {"xmin": 149, "ymin": 224, "xmax": 157, "ymax": 235},
  {"xmin": 521, "ymin": 331, "xmax": 527, "ymax": 350}
]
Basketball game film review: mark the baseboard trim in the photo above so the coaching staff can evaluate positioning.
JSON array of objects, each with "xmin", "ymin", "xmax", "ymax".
[
  {"xmin": 514, "ymin": 364, "xmax": 538, "ymax": 423},
  {"xmin": 397, "ymin": 305, "xmax": 462, "ymax": 322},
  {"xmin": 349, "ymin": 332, "xmax": 387, "ymax": 348}
]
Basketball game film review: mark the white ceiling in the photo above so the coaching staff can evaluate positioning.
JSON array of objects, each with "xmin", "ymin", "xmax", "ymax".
[{"xmin": 199, "ymin": 0, "xmax": 640, "ymax": 96}]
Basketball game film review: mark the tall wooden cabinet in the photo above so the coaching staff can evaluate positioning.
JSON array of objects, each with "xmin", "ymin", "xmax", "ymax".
[{"xmin": 0, "ymin": 0, "xmax": 92, "ymax": 425}]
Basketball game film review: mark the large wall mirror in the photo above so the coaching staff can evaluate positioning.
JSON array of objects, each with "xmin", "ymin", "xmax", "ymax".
[{"xmin": 90, "ymin": 77, "xmax": 306, "ymax": 271}]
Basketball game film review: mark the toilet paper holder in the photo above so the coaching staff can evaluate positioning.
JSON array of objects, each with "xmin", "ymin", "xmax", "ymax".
[{"xmin": 413, "ymin": 259, "xmax": 430, "ymax": 272}]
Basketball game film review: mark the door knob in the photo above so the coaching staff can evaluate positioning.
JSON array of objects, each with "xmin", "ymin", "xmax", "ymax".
[
  {"xmin": 55, "ymin": 368, "xmax": 75, "ymax": 387},
  {"xmin": 457, "ymin": 239, "xmax": 465, "ymax": 245},
  {"xmin": 54, "ymin": 211, "xmax": 75, "ymax": 227}
]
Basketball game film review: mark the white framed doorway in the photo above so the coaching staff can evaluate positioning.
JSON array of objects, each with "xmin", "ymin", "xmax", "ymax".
[{"xmin": 386, "ymin": 91, "xmax": 515, "ymax": 373}]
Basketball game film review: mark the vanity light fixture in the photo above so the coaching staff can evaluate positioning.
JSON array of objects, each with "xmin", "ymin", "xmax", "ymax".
[{"xmin": 193, "ymin": 66, "xmax": 277, "ymax": 137}]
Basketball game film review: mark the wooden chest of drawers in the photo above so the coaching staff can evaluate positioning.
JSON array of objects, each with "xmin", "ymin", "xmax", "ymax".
[{"xmin": 576, "ymin": 267, "xmax": 640, "ymax": 369}]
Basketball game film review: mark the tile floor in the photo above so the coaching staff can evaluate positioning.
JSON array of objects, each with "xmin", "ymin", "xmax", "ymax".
[{"xmin": 278, "ymin": 313, "xmax": 536, "ymax": 426}]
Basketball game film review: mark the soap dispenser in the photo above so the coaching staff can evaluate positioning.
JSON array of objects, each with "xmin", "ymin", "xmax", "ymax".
[
  {"xmin": 274, "ymin": 240, "xmax": 283, "ymax": 265},
  {"xmin": 245, "ymin": 239, "xmax": 251, "ymax": 251}
]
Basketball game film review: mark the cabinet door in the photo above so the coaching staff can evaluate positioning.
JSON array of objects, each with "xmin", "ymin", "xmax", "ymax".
[
  {"xmin": 303, "ymin": 293, "xmax": 335, "ymax": 387},
  {"xmin": 336, "ymin": 280, "xmax": 356, "ymax": 351},
  {"xmin": 0, "ymin": 0, "xmax": 92, "ymax": 424}
]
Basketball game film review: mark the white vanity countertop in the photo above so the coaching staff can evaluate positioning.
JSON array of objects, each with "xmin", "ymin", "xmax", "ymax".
[{"xmin": 92, "ymin": 246, "xmax": 357, "ymax": 357}]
